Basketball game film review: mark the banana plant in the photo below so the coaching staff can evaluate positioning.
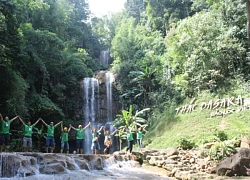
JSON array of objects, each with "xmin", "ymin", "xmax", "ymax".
[
  {"xmin": 112, "ymin": 105, "xmax": 150, "ymax": 128},
  {"xmin": 112, "ymin": 105, "xmax": 150, "ymax": 150}
]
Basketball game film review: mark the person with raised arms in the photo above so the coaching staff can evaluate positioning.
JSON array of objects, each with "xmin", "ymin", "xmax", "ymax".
[
  {"xmin": 90, "ymin": 124, "xmax": 103, "ymax": 155},
  {"xmin": 103, "ymin": 127, "xmax": 117, "ymax": 154},
  {"xmin": 18, "ymin": 116, "xmax": 40, "ymax": 152},
  {"xmin": 0, "ymin": 114, "xmax": 19, "ymax": 152},
  {"xmin": 123, "ymin": 126, "xmax": 135, "ymax": 154},
  {"xmin": 60, "ymin": 123, "xmax": 71, "ymax": 154},
  {"xmin": 70, "ymin": 122, "xmax": 90, "ymax": 154},
  {"xmin": 40, "ymin": 119, "xmax": 62, "ymax": 153},
  {"xmin": 135, "ymin": 124, "xmax": 147, "ymax": 151}
]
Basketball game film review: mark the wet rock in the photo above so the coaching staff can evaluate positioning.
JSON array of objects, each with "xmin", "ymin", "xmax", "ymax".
[
  {"xmin": 39, "ymin": 163, "xmax": 65, "ymax": 174},
  {"xmin": 0, "ymin": 152, "xmax": 143, "ymax": 178},
  {"xmin": 74, "ymin": 159, "xmax": 90, "ymax": 170}
]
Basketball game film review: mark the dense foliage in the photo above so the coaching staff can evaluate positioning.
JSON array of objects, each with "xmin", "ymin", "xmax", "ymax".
[{"xmin": 0, "ymin": 0, "xmax": 100, "ymax": 122}]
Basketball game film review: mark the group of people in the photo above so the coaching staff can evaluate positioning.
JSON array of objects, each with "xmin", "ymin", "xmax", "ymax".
[
  {"xmin": 0, "ymin": 114, "xmax": 146, "ymax": 154},
  {"xmin": 122, "ymin": 125, "xmax": 146, "ymax": 154}
]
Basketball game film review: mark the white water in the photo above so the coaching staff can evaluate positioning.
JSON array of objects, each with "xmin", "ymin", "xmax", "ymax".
[
  {"xmin": 0, "ymin": 153, "xmax": 171, "ymax": 180},
  {"xmin": 100, "ymin": 50, "xmax": 110, "ymax": 65},
  {"xmin": 6, "ymin": 169, "xmax": 170, "ymax": 180},
  {"xmin": 1, "ymin": 164, "xmax": 170, "ymax": 180},
  {"xmin": 105, "ymin": 72, "xmax": 113, "ymax": 122},
  {"xmin": 83, "ymin": 78, "xmax": 99, "ymax": 154}
]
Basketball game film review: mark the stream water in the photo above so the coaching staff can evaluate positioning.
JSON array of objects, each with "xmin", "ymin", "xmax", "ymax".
[
  {"xmin": 0, "ymin": 164, "xmax": 171, "ymax": 180},
  {"xmin": 5, "ymin": 168, "xmax": 171, "ymax": 180},
  {"xmin": 0, "ymin": 152, "xmax": 171, "ymax": 180}
]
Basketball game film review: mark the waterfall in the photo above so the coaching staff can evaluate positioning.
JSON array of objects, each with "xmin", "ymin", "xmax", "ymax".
[
  {"xmin": 100, "ymin": 50, "xmax": 110, "ymax": 65},
  {"xmin": 104, "ymin": 72, "xmax": 118, "ymax": 152},
  {"xmin": 105, "ymin": 72, "xmax": 114, "ymax": 122},
  {"xmin": 83, "ymin": 78, "xmax": 99, "ymax": 154}
]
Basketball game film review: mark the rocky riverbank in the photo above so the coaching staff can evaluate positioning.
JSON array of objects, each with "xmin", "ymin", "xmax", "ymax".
[{"xmin": 131, "ymin": 147, "xmax": 250, "ymax": 180}]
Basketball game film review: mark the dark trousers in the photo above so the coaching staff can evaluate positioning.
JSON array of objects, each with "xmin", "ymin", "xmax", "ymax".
[{"xmin": 126, "ymin": 140, "xmax": 133, "ymax": 153}]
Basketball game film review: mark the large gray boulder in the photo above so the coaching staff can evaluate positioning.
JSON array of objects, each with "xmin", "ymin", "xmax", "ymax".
[{"xmin": 211, "ymin": 148, "xmax": 250, "ymax": 176}]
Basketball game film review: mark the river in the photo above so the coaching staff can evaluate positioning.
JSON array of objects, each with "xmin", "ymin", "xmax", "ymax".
[
  {"xmin": 0, "ymin": 152, "xmax": 172, "ymax": 180},
  {"xmin": 0, "ymin": 166, "xmax": 171, "ymax": 180}
]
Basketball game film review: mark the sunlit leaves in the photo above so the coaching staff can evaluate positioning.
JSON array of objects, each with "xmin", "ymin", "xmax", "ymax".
[{"xmin": 165, "ymin": 10, "xmax": 246, "ymax": 96}]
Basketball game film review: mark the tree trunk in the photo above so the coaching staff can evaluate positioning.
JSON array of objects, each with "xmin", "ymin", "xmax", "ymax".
[{"xmin": 247, "ymin": 0, "xmax": 250, "ymax": 42}]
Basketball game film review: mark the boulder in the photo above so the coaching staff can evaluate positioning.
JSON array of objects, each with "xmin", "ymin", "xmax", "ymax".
[
  {"xmin": 160, "ymin": 148, "xmax": 179, "ymax": 157},
  {"xmin": 39, "ymin": 163, "xmax": 65, "ymax": 174},
  {"xmin": 211, "ymin": 148, "xmax": 250, "ymax": 176},
  {"xmin": 241, "ymin": 136, "xmax": 250, "ymax": 149}
]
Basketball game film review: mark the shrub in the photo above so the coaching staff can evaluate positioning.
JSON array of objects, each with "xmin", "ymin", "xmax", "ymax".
[
  {"xmin": 213, "ymin": 130, "xmax": 228, "ymax": 141},
  {"xmin": 178, "ymin": 137, "xmax": 196, "ymax": 150},
  {"xmin": 209, "ymin": 141, "xmax": 236, "ymax": 161}
]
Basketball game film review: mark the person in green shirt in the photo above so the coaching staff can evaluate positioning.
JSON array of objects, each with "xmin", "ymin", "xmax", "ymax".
[
  {"xmin": 70, "ymin": 122, "xmax": 90, "ymax": 154},
  {"xmin": 18, "ymin": 116, "xmax": 40, "ymax": 152},
  {"xmin": 0, "ymin": 114, "xmax": 19, "ymax": 152},
  {"xmin": 90, "ymin": 125, "xmax": 103, "ymax": 155},
  {"xmin": 60, "ymin": 123, "xmax": 71, "ymax": 154},
  {"xmin": 135, "ymin": 125, "xmax": 147, "ymax": 151},
  {"xmin": 124, "ymin": 127, "xmax": 134, "ymax": 154},
  {"xmin": 40, "ymin": 119, "xmax": 62, "ymax": 153}
]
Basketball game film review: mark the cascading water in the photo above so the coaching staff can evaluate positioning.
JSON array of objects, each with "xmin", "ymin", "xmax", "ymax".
[
  {"xmin": 0, "ymin": 153, "xmax": 171, "ymax": 180},
  {"xmin": 83, "ymin": 78, "xmax": 99, "ymax": 154},
  {"xmin": 100, "ymin": 50, "xmax": 110, "ymax": 65},
  {"xmin": 105, "ymin": 72, "xmax": 113, "ymax": 122},
  {"xmin": 104, "ymin": 72, "xmax": 119, "ymax": 152}
]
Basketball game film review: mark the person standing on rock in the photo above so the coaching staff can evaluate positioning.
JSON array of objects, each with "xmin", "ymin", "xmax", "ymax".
[
  {"xmin": 103, "ymin": 128, "xmax": 117, "ymax": 154},
  {"xmin": 60, "ymin": 123, "xmax": 71, "ymax": 154},
  {"xmin": 70, "ymin": 122, "xmax": 91, "ymax": 154},
  {"xmin": 40, "ymin": 119, "xmax": 62, "ymax": 153},
  {"xmin": 124, "ymin": 127, "xmax": 134, "ymax": 154},
  {"xmin": 0, "ymin": 114, "xmax": 19, "ymax": 152},
  {"xmin": 18, "ymin": 116, "xmax": 40, "ymax": 152},
  {"xmin": 135, "ymin": 125, "xmax": 147, "ymax": 151},
  {"xmin": 90, "ymin": 125, "xmax": 103, "ymax": 155}
]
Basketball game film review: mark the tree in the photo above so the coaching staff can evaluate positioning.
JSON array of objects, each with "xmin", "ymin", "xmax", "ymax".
[
  {"xmin": 165, "ymin": 11, "xmax": 246, "ymax": 96},
  {"xmin": 144, "ymin": 0, "xmax": 193, "ymax": 35},
  {"xmin": 125, "ymin": 0, "xmax": 145, "ymax": 23}
]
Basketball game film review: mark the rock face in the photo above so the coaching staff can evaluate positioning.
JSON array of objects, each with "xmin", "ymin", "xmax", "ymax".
[
  {"xmin": 211, "ymin": 148, "xmax": 250, "ymax": 176},
  {"xmin": 0, "ymin": 152, "xmax": 138, "ymax": 178}
]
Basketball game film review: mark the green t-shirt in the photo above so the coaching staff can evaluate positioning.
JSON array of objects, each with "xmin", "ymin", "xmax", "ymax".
[
  {"xmin": 92, "ymin": 132, "xmax": 100, "ymax": 142},
  {"xmin": 47, "ymin": 125, "xmax": 55, "ymax": 137},
  {"xmin": 0, "ymin": 121, "xmax": 2, "ymax": 134},
  {"xmin": 126, "ymin": 131, "xmax": 134, "ymax": 141},
  {"xmin": 61, "ymin": 132, "xmax": 68, "ymax": 142},
  {"xmin": 1, "ymin": 120, "xmax": 13, "ymax": 134},
  {"xmin": 24, "ymin": 125, "xmax": 33, "ymax": 137},
  {"xmin": 137, "ymin": 131, "xmax": 143, "ymax": 139},
  {"xmin": 76, "ymin": 129, "xmax": 85, "ymax": 140}
]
